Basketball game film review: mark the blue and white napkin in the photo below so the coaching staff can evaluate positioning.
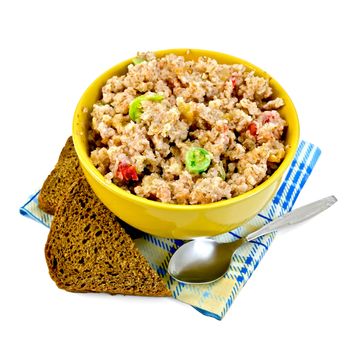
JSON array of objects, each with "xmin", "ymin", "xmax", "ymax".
[{"xmin": 20, "ymin": 140, "xmax": 320, "ymax": 320}]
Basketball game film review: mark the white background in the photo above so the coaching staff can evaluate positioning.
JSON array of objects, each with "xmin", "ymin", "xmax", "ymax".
[{"xmin": 1, "ymin": 0, "xmax": 349, "ymax": 349}]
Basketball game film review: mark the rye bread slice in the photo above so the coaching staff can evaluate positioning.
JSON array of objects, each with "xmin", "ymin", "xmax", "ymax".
[
  {"xmin": 45, "ymin": 177, "xmax": 171, "ymax": 297},
  {"xmin": 38, "ymin": 136, "xmax": 84, "ymax": 215}
]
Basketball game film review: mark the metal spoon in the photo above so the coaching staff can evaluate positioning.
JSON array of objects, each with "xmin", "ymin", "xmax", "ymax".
[{"xmin": 168, "ymin": 195, "xmax": 337, "ymax": 284}]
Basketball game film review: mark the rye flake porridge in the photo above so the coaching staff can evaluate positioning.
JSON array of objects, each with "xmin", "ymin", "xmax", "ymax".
[{"xmin": 89, "ymin": 52, "xmax": 287, "ymax": 204}]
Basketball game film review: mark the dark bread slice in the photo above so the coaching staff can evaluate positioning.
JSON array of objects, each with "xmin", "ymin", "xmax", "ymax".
[
  {"xmin": 38, "ymin": 137, "xmax": 84, "ymax": 215},
  {"xmin": 45, "ymin": 177, "xmax": 171, "ymax": 297}
]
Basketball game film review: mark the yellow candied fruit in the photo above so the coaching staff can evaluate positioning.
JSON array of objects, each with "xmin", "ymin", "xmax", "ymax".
[
  {"xmin": 178, "ymin": 100, "xmax": 195, "ymax": 124},
  {"xmin": 223, "ymin": 113, "xmax": 233, "ymax": 121},
  {"xmin": 268, "ymin": 149, "xmax": 285, "ymax": 163}
]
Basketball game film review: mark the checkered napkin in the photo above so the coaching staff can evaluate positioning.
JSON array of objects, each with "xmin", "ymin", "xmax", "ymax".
[{"xmin": 20, "ymin": 140, "xmax": 320, "ymax": 320}]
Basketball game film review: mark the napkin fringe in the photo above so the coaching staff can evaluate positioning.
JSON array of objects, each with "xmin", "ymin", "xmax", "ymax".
[{"xmin": 19, "ymin": 140, "xmax": 320, "ymax": 320}]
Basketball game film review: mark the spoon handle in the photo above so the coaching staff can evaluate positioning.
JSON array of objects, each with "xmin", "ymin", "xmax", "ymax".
[{"xmin": 245, "ymin": 195, "xmax": 337, "ymax": 241}]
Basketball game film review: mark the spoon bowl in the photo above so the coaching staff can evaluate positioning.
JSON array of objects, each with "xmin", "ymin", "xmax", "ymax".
[
  {"xmin": 168, "ymin": 238, "xmax": 246, "ymax": 283},
  {"xmin": 168, "ymin": 196, "xmax": 337, "ymax": 284}
]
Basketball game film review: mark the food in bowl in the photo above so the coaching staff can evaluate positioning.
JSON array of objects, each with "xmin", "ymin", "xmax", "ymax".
[
  {"xmin": 73, "ymin": 49, "xmax": 299, "ymax": 238},
  {"xmin": 88, "ymin": 52, "xmax": 287, "ymax": 205}
]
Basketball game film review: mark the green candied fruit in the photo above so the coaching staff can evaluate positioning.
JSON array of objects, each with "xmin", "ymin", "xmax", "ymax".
[
  {"xmin": 129, "ymin": 94, "xmax": 164, "ymax": 122},
  {"xmin": 132, "ymin": 57, "xmax": 145, "ymax": 65},
  {"xmin": 217, "ymin": 161, "xmax": 226, "ymax": 180},
  {"xmin": 185, "ymin": 147, "xmax": 212, "ymax": 174}
]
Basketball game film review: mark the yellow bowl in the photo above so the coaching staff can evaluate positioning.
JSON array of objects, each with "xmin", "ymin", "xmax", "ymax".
[{"xmin": 73, "ymin": 48, "xmax": 299, "ymax": 239}]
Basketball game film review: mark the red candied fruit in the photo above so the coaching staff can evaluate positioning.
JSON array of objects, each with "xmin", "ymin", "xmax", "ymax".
[
  {"xmin": 247, "ymin": 122, "xmax": 257, "ymax": 136},
  {"xmin": 231, "ymin": 77, "xmax": 237, "ymax": 89},
  {"xmin": 116, "ymin": 163, "xmax": 138, "ymax": 181}
]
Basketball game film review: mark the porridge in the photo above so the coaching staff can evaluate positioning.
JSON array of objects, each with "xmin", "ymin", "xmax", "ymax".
[{"xmin": 89, "ymin": 52, "xmax": 287, "ymax": 204}]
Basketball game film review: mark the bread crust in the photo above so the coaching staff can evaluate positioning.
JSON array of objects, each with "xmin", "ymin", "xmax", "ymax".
[
  {"xmin": 45, "ymin": 177, "xmax": 171, "ymax": 297},
  {"xmin": 38, "ymin": 137, "xmax": 84, "ymax": 215}
]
